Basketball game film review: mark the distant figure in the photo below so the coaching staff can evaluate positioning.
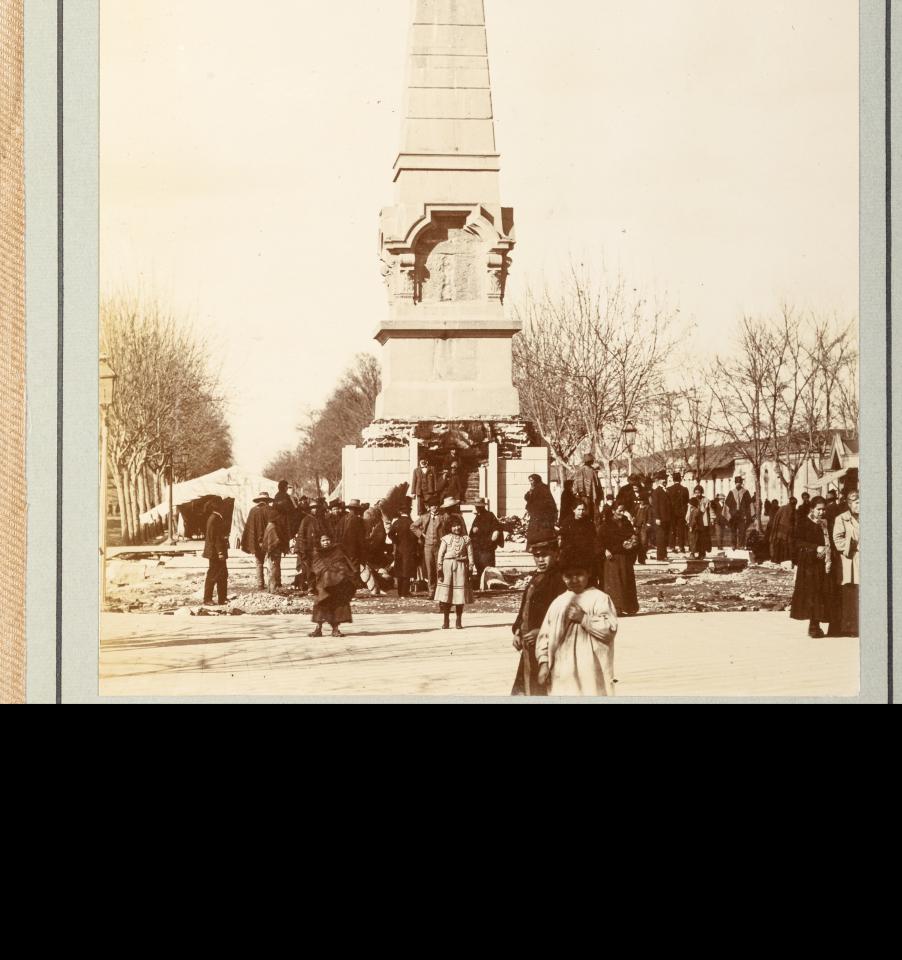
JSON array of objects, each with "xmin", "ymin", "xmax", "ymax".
[
  {"xmin": 389, "ymin": 498, "xmax": 419, "ymax": 597},
  {"xmin": 650, "ymin": 471, "xmax": 672, "ymax": 561},
  {"xmin": 444, "ymin": 462, "xmax": 466, "ymax": 503},
  {"xmin": 572, "ymin": 453, "xmax": 603, "ymax": 522},
  {"xmin": 273, "ymin": 480, "xmax": 297, "ymax": 554},
  {"xmin": 559, "ymin": 478, "xmax": 577, "ymax": 525},
  {"xmin": 342, "ymin": 500, "xmax": 367, "ymax": 570},
  {"xmin": 202, "ymin": 496, "xmax": 229, "ymax": 606},
  {"xmin": 410, "ymin": 458, "xmax": 437, "ymax": 515},
  {"xmin": 241, "ymin": 491, "xmax": 273, "ymax": 591},
  {"xmin": 413, "ymin": 497, "xmax": 443, "ymax": 591},
  {"xmin": 310, "ymin": 533, "xmax": 357, "ymax": 638},
  {"xmin": 725, "ymin": 476, "xmax": 752, "ymax": 549},
  {"xmin": 524, "ymin": 474, "xmax": 558, "ymax": 544},
  {"xmin": 435, "ymin": 515, "xmax": 475, "ymax": 630},
  {"xmin": 831, "ymin": 490, "xmax": 860, "ymax": 637},
  {"xmin": 796, "ymin": 491, "xmax": 812, "ymax": 521},
  {"xmin": 295, "ymin": 503, "xmax": 321, "ymax": 594},
  {"xmin": 598, "ymin": 503, "xmax": 639, "ymax": 616},
  {"xmin": 768, "ymin": 497, "xmax": 797, "ymax": 565},
  {"xmin": 559, "ymin": 500, "xmax": 600, "ymax": 586},
  {"xmin": 262, "ymin": 506, "xmax": 283, "ymax": 591},
  {"xmin": 688, "ymin": 485, "xmax": 712, "ymax": 560},
  {"xmin": 667, "ymin": 473, "xmax": 690, "ymax": 553},
  {"xmin": 468, "ymin": 499, "xmax": 504, "ymax": 579}
]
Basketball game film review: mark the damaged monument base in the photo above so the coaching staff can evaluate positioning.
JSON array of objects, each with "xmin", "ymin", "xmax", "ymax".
[{"xmin": 342, "ymin": 418, "xmax": 549, "ymax": 518}]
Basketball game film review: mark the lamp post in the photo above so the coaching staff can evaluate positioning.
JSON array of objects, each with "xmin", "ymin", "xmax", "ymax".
[
  {"xmin": 99, "ymin": 357, "xmax": 118, "ymax": 605},
  {"xmin": 623, "ymin": 420, "xmax": 637, "ymax": 479}
]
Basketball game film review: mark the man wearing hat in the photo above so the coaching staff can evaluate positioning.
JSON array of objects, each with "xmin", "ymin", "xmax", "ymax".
[
  {"xmin": 469, "ymin": 499, "xmax": 505, "ymax": 581},
  {"xmin": 667, "ymin": 472, "xmax": 690, "ymax": 554},
  {"xmin": 389, "ymin": 497, "xmax": 418, "ymax": 598},
  {"xmin": 412, "ymin": 496, "xmax": 443, "ymax": 591},
  {"xmin": 436, "ymin": 496, "xmax": 465, "ymax": 540},
  {"xmin": 410, "ymin": 457, "xmax": 437, "ymax": 515},
  {"xmin": 510, "ymin": 529, "xmax": 566, "ymax": 696},
  {"xmin": 573, "ymin": 452, "xmax": 603, "ymax": 522},
  {"xmin": 295, "ymin": 501, "xmax": 323, "ymax": 594},
  {"xmin": 241, "ymin": 491, "xmax": 274, "ymax": 591},
  {"xmin": 202, "ymin": 496, "xmax": 230, "ymax": 605},
  {"xmin": 273, "ymin": 480, "xmax": 297, "ymax": 555},
  {"xmin": 650, "ymin": 470, "xmax": 672, "ymax": 561},
  {"xmin": 342, "ymin": 500, "xmax": 367, "ymax": 570},
  {"xmin": 725, "ymin": 476, "xmax": 752, "ymax": 550}
]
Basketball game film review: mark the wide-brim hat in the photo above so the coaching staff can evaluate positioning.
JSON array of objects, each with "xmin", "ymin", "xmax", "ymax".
[
  {"xmin": 440, "ymin": 497, "xmax": 461, "ymax": 510},
  {"xmin": 526, "ymin": 521, "xmax": 558, "ymax": 550},
  {"xmin": 253, "ymin": 492, "xmax": 272, "ymax": 503},
  {"xmin": 347, "ymin": 499, "xmax": 362, "ymax": 509},
  {"xmin": 330, "ymin": 500, "xmax": 346, "ymax": 510}
]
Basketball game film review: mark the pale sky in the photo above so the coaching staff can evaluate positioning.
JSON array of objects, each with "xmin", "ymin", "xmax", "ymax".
[{"xmin": 100, "ymin": 0, "xmax": 859, "ymax": 473}]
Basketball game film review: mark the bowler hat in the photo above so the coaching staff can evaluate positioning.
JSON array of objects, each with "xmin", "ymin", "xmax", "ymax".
[
  {"xmin": 734, "ymin": 476, "xmax": 744, "ymax": 484},
  {"xmin": 672, "ymin": 472, "xmax": 682, "ymax": 481},
  {"xmin": 654, "ymin": 470, "xmax": 667, "ymax": 481},
  {"xmin": 330, "ymin": 500, "xmax": 346, "ymax": 510},
  {"xmin": 253, "ymin": 492, "xmax": 272, "ymax": 504}
]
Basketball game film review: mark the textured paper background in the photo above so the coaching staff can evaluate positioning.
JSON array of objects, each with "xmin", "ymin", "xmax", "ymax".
[{"xmin": 0, "ymin": 0, "xmax": 25, "ymax": 704}]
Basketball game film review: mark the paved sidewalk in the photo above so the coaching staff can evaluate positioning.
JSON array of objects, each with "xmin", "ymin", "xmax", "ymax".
[{"xmin": 100, "ymin": 610, "xmax": 859, "ymax": 700}]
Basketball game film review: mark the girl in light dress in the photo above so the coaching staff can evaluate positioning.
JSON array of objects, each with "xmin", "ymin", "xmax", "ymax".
[
  {"xmin": 434, "ymin": 516, "xmax": 475, "ymax": 630},
  {"xmin": 536, "ymin": 551, "xmax": 617, "ymax": 696}
]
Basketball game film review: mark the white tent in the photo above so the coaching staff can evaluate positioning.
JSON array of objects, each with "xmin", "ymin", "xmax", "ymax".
[{"xmin": 140, "ymin": 467, "xmax": 279, "ymax": 547}]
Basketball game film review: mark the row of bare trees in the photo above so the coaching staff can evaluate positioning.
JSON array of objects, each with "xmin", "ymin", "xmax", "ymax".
[
  {"xmin": 102, "ymin": 295, "xmax": 232, "ymax": 543},
  {"xmin": 265, "ymin": 354, "xmax": 381, "ymax": 495},
  {"xmin": 512, "ymin": 268, "xmax": 858, "ymax": 506}
]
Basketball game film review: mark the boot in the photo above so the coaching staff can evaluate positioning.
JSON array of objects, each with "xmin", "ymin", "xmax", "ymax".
[
  {"xmin": 441, "ymin": 605, "xmax": 450, "ymax": 630},
  {"xmin": 310, "ymin": 625, "xmax": 323, "ymax": 637},
  {"xmin": 331, "ymin": 627, "xmax": 343, "ymax": 638},
  {"xmin": 455, "ymin": 605, "xmax": 464, "ymax": 630}
]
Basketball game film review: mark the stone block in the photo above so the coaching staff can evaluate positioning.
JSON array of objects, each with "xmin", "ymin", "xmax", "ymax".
[
  {"xmin": 407, "ymin": 88, "xmax": 493, "ymax": 121},
  {"xmin": 408, "ymin": 64, "xmax": 490, "ymax": 90},
  {"xmin": 403, "ymin": 117, "xmax": 496, "ymax": 155},
  {"xmin": 414, "ymin": 0, "xmax": 485, "ymax": 26},
  {"xmin": 410, "ymin": 24, "xmax": 488, "ymax": 57}
]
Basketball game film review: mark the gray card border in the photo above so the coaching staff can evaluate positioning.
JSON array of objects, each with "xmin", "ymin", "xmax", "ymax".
[{"xmin": 25, "ymin": 0, "xmax": 896, "ymax": 703}]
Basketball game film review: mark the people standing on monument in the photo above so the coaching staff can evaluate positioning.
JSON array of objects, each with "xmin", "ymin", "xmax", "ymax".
[
  {"xmin": 524, "ymin": 474, "xmax": 558, "ymax": 544},
  {"xmin": 559, "ymin": 500, "xmax": 601, "ymax": 586},
  {"xmin": 511, "ymin": 530, "xmax": 566, "ymax": 697},
  {"xmin": 650, "ymin": 471, "xmax": 672, "ymax": 561},
  {"xmin": 598, "ymin": 502, "xmax": 639, "ymax": 616},
  {"xmin": 444, "ymin": 461, "xmax": 466, "ymax": 504},
  {"xmin": 413, "ymin": 496, "xmax": 443, "ymax": 591},
  {"xmin": 411, "ymin": 458, "xmax": 437, "ymax": 515},
  {"xmin": 469, "ymin": 499, "xmax": 504, "ymax": 581},
  {"xmin": 789, "ymin": 496, "xmax": 839, "ymax": 638},
  {"xmin": 389, "ymin": 498, "xmax": 419, "ymax": 598},
  {"xmin": 572, "ymin": 453, "xmax": 603, "ymax": 522},
  {"xmin": 831, "ymin": 490, "xmax": 860, "ymax": 637},
  {"xmin": 725, "ymin": 477, "xmax": 753, "ymax": 549},
  {"xmin": 241, "ymin": 491, "xmax": 273, "ymax": 592},
  {"xmin": 202, "ymin": 496, "xmax": 229, "ymax": 606},
  {"xmin": 667, "ymin": 473, "xmax": 690, "ymax": 553},
  {"xmin": 310, "ymin": 533, "xmax": 357, "ymax": 638},
  {"xmin": 435, "ymin": 515, "xmax": 475, "ymax": 630},
  {"xmin": 535, "ymin": 548, "xmax": 617, "ymax": 697}
]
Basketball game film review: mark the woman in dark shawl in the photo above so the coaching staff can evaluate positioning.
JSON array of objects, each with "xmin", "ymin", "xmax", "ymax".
[
  {"xmin": 598, "ymin": 503, "xmax": 640, "ymax": 616},
  {"xmin": 559, "ymin": 500, "xmax": 600, "ymax": 586},
  {"xmin": 768, "ymin": 498, "xmax": 797, "ymax": 564},
  {"xmin": 524, "ymin": 474, "xmax": 558, "ymax": 545},
  {"xmin": 310, "ymin": 533, "xmax": 357, "ymax": 637},
  {"xmin": 789, "ymin": 496, "xmax": 839, "ymax": 638}
]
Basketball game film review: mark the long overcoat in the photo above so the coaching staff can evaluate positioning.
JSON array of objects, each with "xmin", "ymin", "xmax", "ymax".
[
  {"xmin": 241, "ymin": 503, "xmax": 270, "ymax": 556},
  {"xmin": 389, "ymin": 515, "xmax": 420, "ymax": 578}
]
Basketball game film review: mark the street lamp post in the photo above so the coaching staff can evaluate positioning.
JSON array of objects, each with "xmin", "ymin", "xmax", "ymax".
[
  {"xmin": 99, "ymin": 357, "xmax": 118, "ymax": 605},
  {"xmin": 623, "ymin": 420, "xmax": 637, "ymax": 479}
]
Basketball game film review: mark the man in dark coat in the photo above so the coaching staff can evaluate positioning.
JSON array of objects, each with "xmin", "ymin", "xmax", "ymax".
[
  {"xmin": 295, "ymin": 505, "xmax": 323, "ymax": 594},
  {"xmin": 615, "ymin": 474, "xmax": 644, "ymax": 515},
  {"xmin": 768, "ymin": 498, "xmax": 797, "ymax": 565},
  {"xmin": 272, "ymin": 480, "xmax": 297, "ymax": 554},
  {"xmin": 572, "ymin": 453, "xmax": 603, "ymax": 522},
  {"xmin": 202, "ymin": 496, "xmax": 229, "ymax": 605},
  {"xmin": 524, "ymin": 474, "xmax": 558, "ymax": 544},
  {"xmin": 511, "ymin": 530, "xmax": 567, "ymax": 697},
  {"xmin": 649, "ymin": 470, "xmax": 672, "ymax": 561},
  {"xmin": 410, "ymin": 458, "xmax": 437, "ymax": 515},
  {"xmin": 341, "ymin": 500, "xmax": 367, "ymax": 569},
  {"xmin": 240, "ymin": 491, "xmax": 273, "ymax": 590},
  {"xmin": 469, "ymin": 499, "xmax": 505, "ymax": 580},
  {"xmin": 667, "ymin": 472, "xmax": 690, "ymax": 553},
  {"xmin": 389, "ymin": 498, "xmax": 418, "ymax": 597},
  {"xmin": 444, "ymin": 462, "xmax": 466, "ymax": 503},
  {"xmin": 725, "ymin": 476, "xmax": 753, "ymax": 549}
]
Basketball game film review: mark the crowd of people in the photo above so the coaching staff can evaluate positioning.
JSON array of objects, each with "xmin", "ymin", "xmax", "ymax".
[{"xmin": 198, "ymin": 460, "xmax": 858, "ymax": 694}]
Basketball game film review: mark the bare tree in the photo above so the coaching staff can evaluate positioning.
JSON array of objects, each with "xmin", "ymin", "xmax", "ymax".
[{"xmin": 513, "ymin": 265, "xmax": 682, "ymax": 487}]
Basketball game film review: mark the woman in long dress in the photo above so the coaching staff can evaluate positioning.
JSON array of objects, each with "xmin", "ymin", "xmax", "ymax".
[
  {"xmin": 535, "ymin": 550, "xmax": 617, "ymax": 696},
  {"xmin": 435, "ymin": 515, "xmax": 475, "ymax": 630},
  {"xmin": 789, "ymin": 496, "xmax": 839, "ymax": 638},
  {"xmin": 559, "ymin": 500, "xmax": 600, "ymax": 586},
  {"xmin": 597, "ymin": 503, "xmax": 639, "ymax": 616},
  {"xmin": 310, "ymin": 533, "xmax": 357, "ymax": 637}
]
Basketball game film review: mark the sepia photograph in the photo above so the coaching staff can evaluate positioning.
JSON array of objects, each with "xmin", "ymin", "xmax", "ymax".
[{"xmin": 97, "ymin": 0, "xmax": 862, "ymax": 699}]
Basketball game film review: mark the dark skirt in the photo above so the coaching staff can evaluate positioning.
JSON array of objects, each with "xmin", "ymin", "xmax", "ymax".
[
  {"xmin": 790, "ymin": 557, "xmax": 838, "ymax": 624},
  {"xmin": 603, "ymin": 553, "xmax": 639, "ymax": 615},
  {"xmin": 312, "ymin": 599, "xmax": 352, "ymax": 625},
  {"xmin": 840, "ymin": 584, "xmax": 859, "ymax": 637},
  {"xmin": 770, "ymin": 534, "xmax": 793, "ymax": 565}
]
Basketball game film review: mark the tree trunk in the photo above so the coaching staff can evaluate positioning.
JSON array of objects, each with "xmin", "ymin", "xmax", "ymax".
[
  {"xmin": 126, "ymin": 466, "xmax": 142, "ymax": 544},
  {"xmin": 111, "ymin": 463, "xmax": 129, "ymax": 545},
  {"xmin": 119, "ymin": 466, "xmax": 134, "ymax": 544}
]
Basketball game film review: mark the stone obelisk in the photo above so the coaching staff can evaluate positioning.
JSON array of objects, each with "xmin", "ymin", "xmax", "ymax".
[{"xmin": 344, "ymin": 0, "xmax": 548, "ymax": 515}]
